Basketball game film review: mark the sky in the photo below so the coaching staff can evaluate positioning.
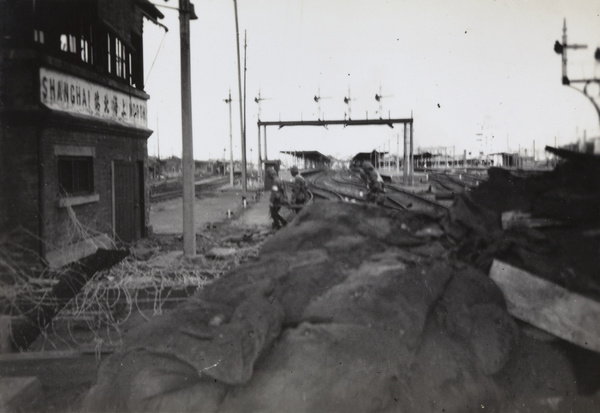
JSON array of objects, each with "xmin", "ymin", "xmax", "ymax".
[{"xmin": 143, "ymin": 0, "xmax": 600, "ymax": 163}]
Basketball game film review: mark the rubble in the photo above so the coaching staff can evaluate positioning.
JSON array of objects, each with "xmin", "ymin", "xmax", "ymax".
[{"xmin": 81, "ymin": 150, "xmax": 600, "ymax": 412}]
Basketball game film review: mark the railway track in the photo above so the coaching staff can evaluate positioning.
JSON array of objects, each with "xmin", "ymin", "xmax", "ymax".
[
  {"xmin": 304, "ymin": 172, "xmax": 346, "ymax": 201},
  {"xmin": 150, "ymin": 177, "xmax": 229, "ymax": 203},
  {"xmin": 428, "ymin": 173, "xmax": 470, "ymax": 195},
  {"xmin": 307, "ymin": 170, "xmax": 449, "ymax": 217},
  {"xmin": 384, "ymin": 183, "xmax": 449, "ymax": 218}
]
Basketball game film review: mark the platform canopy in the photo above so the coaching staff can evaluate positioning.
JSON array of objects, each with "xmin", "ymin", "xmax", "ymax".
[
  {"xmin": 351, "ymin": 150, "xmax": 388, "ymax": 167},
  {"xmin": 280, "ymin": 150, "xmax": 331, "ymax": 168}
]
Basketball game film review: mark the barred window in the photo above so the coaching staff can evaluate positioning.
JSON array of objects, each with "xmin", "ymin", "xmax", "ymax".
[
  {"xmin": 58, "ymin": 156, "xmax": 94, "ymax": 195},
  {"xmin": 115, "ymin": 37, "xmax": 127, "ymax": 80}
]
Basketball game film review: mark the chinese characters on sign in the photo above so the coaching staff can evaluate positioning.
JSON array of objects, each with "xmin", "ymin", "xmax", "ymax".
[{"xmin": 39, "ymin": 67, "xmax": 147, "ymax": 129}]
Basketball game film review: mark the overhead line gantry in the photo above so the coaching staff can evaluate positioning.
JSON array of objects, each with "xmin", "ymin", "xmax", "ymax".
[{"xmin": 257, "ymin": 116, "xmax": 416, "ymax": 185}]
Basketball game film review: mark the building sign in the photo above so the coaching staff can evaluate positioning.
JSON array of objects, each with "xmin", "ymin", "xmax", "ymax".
[{"xmin": 39, "ymin": 67, "xmax": 147, "ymax": 129}]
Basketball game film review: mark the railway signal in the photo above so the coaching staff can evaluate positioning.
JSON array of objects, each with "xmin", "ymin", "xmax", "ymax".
[
  {"xmin": 553, "ymin": 19, "xmax": 588, "ymax": 86},
  {"xmin": 374, "ymin": 84, "xmax": 393, "ymax": 119},
  {"xmin": 254, "ymin": 90, "xmax": 271, "ymax": 178},
  {"xmin": 313, "ymin": 86, "xmax": 331, "ymax": 120},
  {"xmin": 343, "ymin": 86, "xmax": 356, "ymax": 120},
  {"xmin": 554, "ymin": 19, "xmax": 600, "ymax": 125}
]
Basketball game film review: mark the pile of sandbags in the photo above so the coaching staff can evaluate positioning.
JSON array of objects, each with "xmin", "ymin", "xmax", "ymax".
[
  {"xmin": 82, "ymin": 199, "xmax": 594, "ymax": 412},
  {"xmin": 444, "ymin": 152, "xmax": 600, "ymax": 297}
]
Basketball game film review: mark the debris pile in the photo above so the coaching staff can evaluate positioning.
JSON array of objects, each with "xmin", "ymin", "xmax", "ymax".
[
  {"xmin": 22, "ymin": 225, "xmax": 271, "ymax": 352},
  {"xmin": 444, "ymin": 149, "xmax": 600, "ymax": 297},
  {"xmin": 82, "ymin": 152, "xmax": 600, "ymax": 413}
]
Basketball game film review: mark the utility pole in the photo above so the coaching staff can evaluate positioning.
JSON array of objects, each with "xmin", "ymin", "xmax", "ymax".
[
  {"xmin": 224, "ymin": 89, "xmax": 234, "ymax": 186},
  {"xmin": 396, "ymin": 133, "xmax": 400, "ymax": 173},
  {"xmin": 410, "ymin": 120, "xmax": 414, "ymax": 186},
  {"xmin": 179, "ymin": 0, "xmax": 197, "ymax": 256},
  {"xmin": 243, "ymin": 30, "xmax": 248, "ymax": 190},
  {"xmin": 388, "ymin": 138, "xmax": 392, "ymax": 169},
  {"xmin": 403, "ymin": 123, "xmax": 408, "ymax": 184},
  {"xmin": 233, "ymin": 0, "xmax": 247, "ymax": 194}
]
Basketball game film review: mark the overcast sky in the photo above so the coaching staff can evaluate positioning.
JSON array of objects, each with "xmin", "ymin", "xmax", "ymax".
[{"xmin": 143, "ymin": 0, "xmax": 600, "ymax": 162}]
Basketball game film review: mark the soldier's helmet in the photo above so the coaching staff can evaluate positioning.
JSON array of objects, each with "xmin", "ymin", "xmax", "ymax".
[
  {"xmin": 266, "ymin": 167, "xmax": 277, "ymax": 178},
  {"xmin": 290, "ymin": 166, "xmax": 299, "ymax": 176},
  {"xmin": 362, "ymin": 161, "xmax": 374, "ymax": 172}
]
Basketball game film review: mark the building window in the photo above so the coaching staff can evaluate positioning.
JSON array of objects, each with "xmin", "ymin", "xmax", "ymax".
[
  {"xmin": 58, "ymin": 156, "xmax": 94, "ymax": 195},
  {"xmin": 107, "ymin": 33, "xmax": 112, "ymax": 73},
  {"xmin": 60, "ymin": 34, "xmax": 68, "ymax": 52},
  {"xmin": 115, "ymin": 37, "xmax": 127, "ymax": 79},
  {"xmin": 60, "ymin": 33, "xmax": 77, "ymax": 54},
  {"xmin": 80, "ymin": 36, "xmax": 90, "ymax": 63},
  {"xmin": 34, "ymin": 29, "xmax": 44, "ymax": 44},
  {"xmin": 129, "ymin": 53, "xmax": 134, "ymax": 86}
]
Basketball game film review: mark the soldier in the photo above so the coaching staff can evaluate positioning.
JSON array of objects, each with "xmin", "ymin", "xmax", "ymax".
[
  {"xmin": 266, "ymin": 167, "xmax": 288, "ymax": 229},
  {"xmin": 361, "ymin": 161, "xmax": 385, "ymax": 206},
  {"xmin": 290, "ymin": 166, "xmax": 308, "ymax": 213}
]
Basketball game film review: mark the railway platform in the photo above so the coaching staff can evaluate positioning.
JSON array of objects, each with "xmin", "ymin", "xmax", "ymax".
[
  {"xmin": 150, "ymin": 186, "xmax": 271, "ymax": 234},
  {"xmin": 233, "ymin": 190, "xmax": 272, "ymax": 228}
]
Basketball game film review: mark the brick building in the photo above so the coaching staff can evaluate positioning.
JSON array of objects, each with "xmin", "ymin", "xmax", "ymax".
[{"xmin": 0, "ymin": 0, "xmax": 163, "ymax": 269}]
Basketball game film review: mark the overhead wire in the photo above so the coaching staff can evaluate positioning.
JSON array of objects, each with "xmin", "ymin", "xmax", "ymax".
[{"xmin": 145, "ymin": 18, "xmax": 169, "ymax": 86}]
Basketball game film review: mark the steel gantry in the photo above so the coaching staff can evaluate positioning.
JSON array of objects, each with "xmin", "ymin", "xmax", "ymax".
[{"xmin": 256, "ymin": 116, "xmax": 416, "ymax": 185}]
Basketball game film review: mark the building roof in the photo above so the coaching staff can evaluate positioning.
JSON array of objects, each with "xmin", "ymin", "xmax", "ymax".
[
  {"xmin": 280, "ymin": 150, "xmax": 331, "ymax": 164},
  {"xmin": 351, "ymin": 151, "xmax": 386, "ymax": 163},
  {"xmin": 136, "ymin": 0, "xmax": 164, "ymax": 21}
]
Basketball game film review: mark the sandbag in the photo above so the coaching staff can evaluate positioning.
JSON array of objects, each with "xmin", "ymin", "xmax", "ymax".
[
  {"xmin": 82, "ymin": 285, "xmax": 284, "ymax": 411},
  {"xmin": 218, "ymin": 322, "xmax": 408, "ymax": 413}
]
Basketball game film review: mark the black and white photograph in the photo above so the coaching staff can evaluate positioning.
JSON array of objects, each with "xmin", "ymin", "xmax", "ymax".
[{"xmin": 1, "ymin": 0, "xmax": 600, "ymax": 411}]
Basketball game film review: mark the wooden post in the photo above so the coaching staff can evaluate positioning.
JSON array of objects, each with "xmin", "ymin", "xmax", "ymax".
[
  {"xmin": 179, "ymin": 0, "xmax": 195, "ymax": 256},
  {"xmin": 233, "ymin": 0, "xmax": 246, "ymax": 195},
  {"xmin": 403, "ymin": 123, "xmax": 408, "ymax": 185},
  {"xmin": 257, "ymin": 123, "xmax": 262, "ymax": 180},
  {"xmin": 264, "ymin": 125, "xmax": 268, "ymax": 161},
  {"xmin": 396, "ymin": 133, "xmax": 400, "ymax": 173},
  {"xmin": 226, "ymin": 90, "xmax": 234, "ymax": 187},
  {"xmin": 409, "ymin": 121, "xmax": 414, "ymax": 186}
]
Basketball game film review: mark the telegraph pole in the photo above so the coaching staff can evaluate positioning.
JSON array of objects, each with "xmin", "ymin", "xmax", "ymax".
[
  {"xmin": 224, "ymin": 89, "xmax": 234, "ymax": 186},
  {"xmin": 396, "ymin": 133, "xmax": 400, "ymax": 173},
  {"xmin": 179, "ymin": 0, "xmax": 197, "ymax": 256},
  {"xmin": 243, "ymin": 30, "xmax": 248, "ymax": 191},
  {"xmin": 233, "ymin": 0, "xmax": 247, "ymax": 194}
]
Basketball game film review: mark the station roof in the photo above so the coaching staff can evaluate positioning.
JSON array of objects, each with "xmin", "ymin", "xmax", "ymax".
[
  {"xmin": 352, "ymin": 151, "xmax": 386, "ymax": 163},
  {"xmin": 280, "ymin": 150, "xmax": 331, "ymax": 165}
]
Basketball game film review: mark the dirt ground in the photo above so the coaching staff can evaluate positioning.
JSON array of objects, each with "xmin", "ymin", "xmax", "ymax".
[
  {"xmin": 149, "ymin": 186, "xmax": 269, "ymax": 234},
  {"xmin": 1, "ymin": 185, "xmax": 275, "ymax": 412}
]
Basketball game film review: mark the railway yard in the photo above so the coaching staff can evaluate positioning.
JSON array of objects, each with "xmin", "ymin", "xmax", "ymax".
[
  {"xmin": 1, "ymin": 148, "xmax": 600, "ymax": 412},
  {"xmin": 4, "ymin": 1, "xmax": 600, "ymax": 411}
]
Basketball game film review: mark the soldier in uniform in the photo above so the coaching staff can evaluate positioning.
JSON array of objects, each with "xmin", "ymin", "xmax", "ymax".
[
  {"xmin": 266, "ymin": 167, "xmax": 288, "ymax": 229},
  {"xmin": 361, "ymin": 161, "xmax": 385, "ymax": 206},
  {"xmin": 290, "ymin": 166, "xmax": 308, "ymax": 213}
]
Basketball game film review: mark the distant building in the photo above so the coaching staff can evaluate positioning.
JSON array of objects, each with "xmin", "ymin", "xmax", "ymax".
[
  {"xmin": 281, "ymin": 150, "xmax": 331, "ymax": 170},
  {"xmin": 0, "ymin": 0, "xmax": 163, "ymax": 269},
  {"xmin": 351, "ymin": 151, "xmax": 386, "ymax": 169}
]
